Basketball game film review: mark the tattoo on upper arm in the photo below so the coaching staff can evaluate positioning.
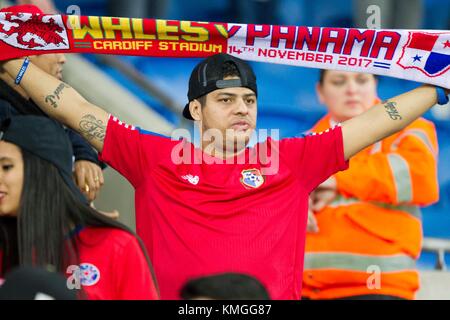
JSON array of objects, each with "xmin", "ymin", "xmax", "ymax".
[
  {"xmin": 79, "ymin": 114, "xmax": 106, "ymax": 143},
  {"xmin": 383, "ymin": 100, "xmax": 403, "ymax": 120},
  {"xmin": 44, "ymin": 83, "xmax": 71, "ymax": 109}
]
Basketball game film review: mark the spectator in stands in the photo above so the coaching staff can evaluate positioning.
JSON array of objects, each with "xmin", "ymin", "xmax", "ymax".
[
  {"xmin": 180, "ymin": 273, "xmax": 270, "ymax": 300},
  {"xmin": 0, "ymin": 115, "xmax": 159, "ymax": 300},
  {"xmin": 1, "ymin": 52, "xmax": 448, "ymax": 300},
  {"xmin": 303, "ymin": 70, "xmax": 439, "ymax": 300},
  {"xmin": 0, "ymin": 5, "xmax": 107, "ymax": 204}
]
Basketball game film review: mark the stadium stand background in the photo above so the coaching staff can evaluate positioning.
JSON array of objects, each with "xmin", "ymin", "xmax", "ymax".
[{"xmin": 1, "ymin": 0, "xmax": 449, "ymax": 297}]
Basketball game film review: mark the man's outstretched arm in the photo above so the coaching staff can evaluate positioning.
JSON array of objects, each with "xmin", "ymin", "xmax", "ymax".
[
  {"xmin": 1, "ymin": 58, "xmax": 108, "ymax": 152},
  {"xmin": 342, "ymin": 85, "xmax": 447, "ymax": 160}
]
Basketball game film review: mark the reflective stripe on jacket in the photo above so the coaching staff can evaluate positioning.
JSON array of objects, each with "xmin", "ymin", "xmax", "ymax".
[{"xmin": 303, "ymin": 113, "xmax": 439, "ymax": 300}]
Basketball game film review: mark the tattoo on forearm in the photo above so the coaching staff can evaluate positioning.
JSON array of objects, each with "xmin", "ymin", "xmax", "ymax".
[
  {"xmin": 79, "ymin": 114, "xmax": 106, "ymax": 142},
  {"xmin": 383, "ymin": 100, "xmax": 403, "ymax": 120},
  {"xmin": 44, "ymin": 83, "xmax": 71, "ymax": 109}
]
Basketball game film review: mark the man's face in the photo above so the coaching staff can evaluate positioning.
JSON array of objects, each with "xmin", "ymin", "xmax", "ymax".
[
  {"xmin": 29, "ymin": 54, "xmax": 66, "ymax": 80},
  {"xmin": 190, "ymin": 78, "xmax": 257, "ymax": 155}
]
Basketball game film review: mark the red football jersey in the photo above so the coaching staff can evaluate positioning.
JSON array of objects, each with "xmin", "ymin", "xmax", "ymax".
[
  {"xmin": 74, "ymin": 227, "xmax": 159, "ymax": 300},
  {"xmin": 0, "ymin": 227, "xmax": 159, "ymax": 300},
  {"xmin": 99, "ymin": 116, "xmax": 348, "ymax": 299}
]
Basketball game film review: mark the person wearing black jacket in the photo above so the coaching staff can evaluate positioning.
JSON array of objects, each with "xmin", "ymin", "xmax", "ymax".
[
  {"xmin": 0, "ymin": 4, "xmax": 105, "ymax": 203},
  {"xmin": 0, "ymin": 74, "xmax": 105, "ymax": 201},
  {"xmin": 0, "ymin": 5, "xmax": 107, "ymax": 203},
  {"xmin": 0, "ymin": 52, "xmax": 105, "ymax": 203}
]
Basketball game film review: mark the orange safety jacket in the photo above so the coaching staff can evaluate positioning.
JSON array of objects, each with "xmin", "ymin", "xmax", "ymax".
[{"xmin": 302, "ymin": 111, "xmax": 439, "ymax": 300}]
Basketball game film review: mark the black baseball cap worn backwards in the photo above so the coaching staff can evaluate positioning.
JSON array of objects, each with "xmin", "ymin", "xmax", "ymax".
[
  {"xmin": 0, "ymin": 115, "xmax": 86, "ymax": 203},
  {"xmin": 183, "ymin": 53, "xmax": 258, "ymax": 120}
]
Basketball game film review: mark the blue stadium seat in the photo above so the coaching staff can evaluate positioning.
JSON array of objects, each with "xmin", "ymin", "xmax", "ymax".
[
  {"xmin": 277, "ymin": 0, "xmax": 308, "ymax": 26},
  {"xmin": 296, "ymin": 0, "xmax": 354, "ymax": 27},
  {"xmin": 164, "ymin": 0, "xmax": 230, "ymax": 21},
  {"xmin": 417, "ymin": 251, "xmax": 450, "ymax": 270},
  {"xmin": 435, "ymin": 127, "xmax": 450, "ymax": 186},
  {"xmin": 423, "ymin": 0, "xmax": 450, "ymax": 29},
  {"xmin": 54, "ymin": 0, "xmax": 108, "ymax": 16},
  {"xmin": 137, "ymin": 57, "xmax": 194, "ymax": 107},
  {"xmin": 252, "ymin": 62, "xmax": 323, "ymax": 113}
]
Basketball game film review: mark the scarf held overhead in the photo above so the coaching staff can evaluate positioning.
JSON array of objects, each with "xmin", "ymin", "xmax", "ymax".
[{"xmin": 0, "ymin": 12, "xmax": 448, "ymax": 88}]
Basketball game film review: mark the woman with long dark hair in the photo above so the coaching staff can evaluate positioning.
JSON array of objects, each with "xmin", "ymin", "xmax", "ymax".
[{"xmin": 0, "ymin": 115, "xmax": 159, "ymax": 300}]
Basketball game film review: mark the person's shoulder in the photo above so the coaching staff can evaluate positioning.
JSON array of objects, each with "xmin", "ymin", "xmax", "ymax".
[
  {"xmin": 385, "ymin": 117, "xmax": 438, "ymax": 153},
  {"xmin": 310, "ymin": 114, "xmax": 332, "ymax": 133},
  {"xmin": 108, "ymin": 115, "xmax": 179, "ymax": 144},
  {"xmin": 396, "ymin": 117, "xmax": 437, "ymax": 138},
  {"xmin": 135, "ymin": 127, "xmax": 171, "ymax": 140},
  {"xmin": 140, "ymin": 127, "xmax": 188, "ymax": 146},
  {"xmin": 277, "ymin": 123, "xmax": 342, "ymax": 144},
  {"xmin": 408, "ymin": 117, "xmax": 437, "ymax": 130},
  {"xmin": 255, "ymin": 135, "xmax": 307, "ymax": 155},
  {"xmin": 79, "ymin": 227, "xmax": 139, "ymax": 251}
]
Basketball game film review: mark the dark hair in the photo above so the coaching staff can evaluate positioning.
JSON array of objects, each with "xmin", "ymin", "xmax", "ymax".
[
  {"xmin": 180, "ymin": 273, "xmax": 270, "ymax": 300},
  {"xmin": 318, "ymin": 69, "xmax": 378, "ymax": 85},
  {"xmin": 197, "ymin": 61, "xmax": 241, "ymax": 106},
  {"xmin": 0, "ymin": 149, "xmax": 158, "ymax": 294},
  {"xmin": 0, "ymin": 217, "xmax": 18, "ymax": 275}
]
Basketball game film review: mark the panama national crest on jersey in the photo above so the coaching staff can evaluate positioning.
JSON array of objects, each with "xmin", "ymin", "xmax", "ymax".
[
  {"xmin": 240, "ymin": 168, "xmax": 265, "ymax": 189},
  {"xmin": 0, "ymin": 12, "xmax": 69, "ymax": 50},
  {"xmin": 79, "ymin": 263, "xmax": 100, "ymax": 287}
]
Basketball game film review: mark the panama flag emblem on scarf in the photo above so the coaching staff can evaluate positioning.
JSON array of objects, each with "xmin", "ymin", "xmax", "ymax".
[
  {"xmin": 398, "ymin": 32, "xmax": 450, "ymax": 77},
  {"xmin": 0, "ymin": 11, "xmax": 448, "ymax": 88}
]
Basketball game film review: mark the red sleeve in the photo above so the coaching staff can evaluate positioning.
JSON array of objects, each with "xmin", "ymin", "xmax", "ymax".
[
  {"xmin": 281, "ymin": 125, "xmax": 349, "ymax": 193},
  {"xmin": 98, "ymin": 115, "xmax": 171, "ymax": 188},
  {"xmin": 115, "ymin": 235, "xmax": 159, "ymax": 300}
]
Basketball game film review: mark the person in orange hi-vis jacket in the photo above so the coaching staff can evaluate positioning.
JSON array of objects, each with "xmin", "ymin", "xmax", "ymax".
[{"xmin": 302, "ymin": 70, "xmax": 439, "ymax": 300}]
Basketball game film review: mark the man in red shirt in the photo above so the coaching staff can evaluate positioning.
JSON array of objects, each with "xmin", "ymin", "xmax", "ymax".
[{"xmin": 1, "ymin": 54, "xmax": 448, "ymax": 299}]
